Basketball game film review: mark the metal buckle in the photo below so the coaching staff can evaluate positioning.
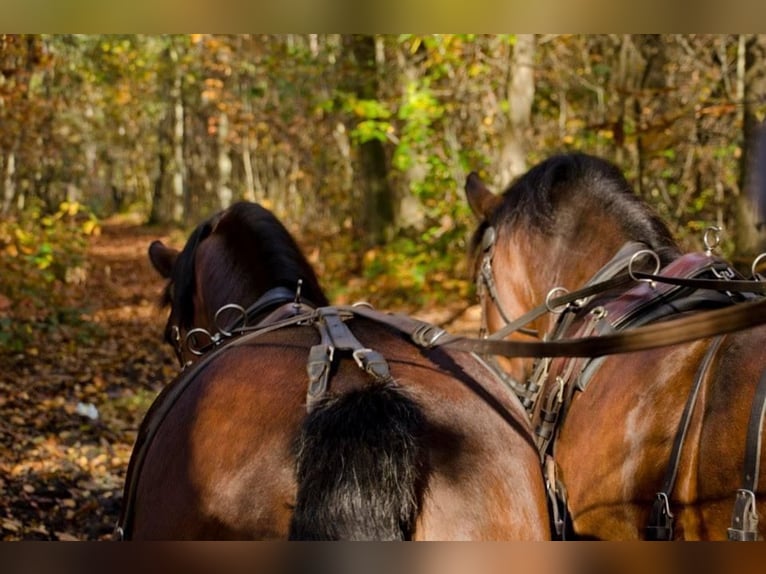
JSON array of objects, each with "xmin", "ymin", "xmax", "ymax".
[
  {"xmin": 352, "ymin": 348, "xmax": 391, "ymax": 382},
  {"xmin": 645, "ymin": 492, "xmax": 674, "ymax": 540},
  {"xmin": 727, "ymin": 489, "xmax": 760, "ymax": 541},
  {"xmin": 412, "ymin": 323, "xmax": 447, "ymax": 348}
]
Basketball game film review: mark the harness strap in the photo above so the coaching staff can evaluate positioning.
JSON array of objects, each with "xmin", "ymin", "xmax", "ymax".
[
  {"xmin": 544, "ymin": 455, "xmax": 568, "ymax": 538},
  {"xmin": 727, "ymin": 368, "xmax": 766, "ymax": 540},
  {"xmin": 632, "ymin": 269, "xmax": 766, "ymax": 295},
  {"xmin": 433, "ymin": 296, "xmax": 766, "ymax": 359},
  {"xmin": 240, "ymin": 286, "xmax": 302, "ymax": 328},
  {"xmin": 645, "ymin": 336, "xmax": 724, "ymax": 540},
  {"xmin": 306, "ymin": 307, "xmax": 392, "ymax": 411},
  {"xmin": 533, "ymin": 308, "xmax": 605, "ymax": 457}
]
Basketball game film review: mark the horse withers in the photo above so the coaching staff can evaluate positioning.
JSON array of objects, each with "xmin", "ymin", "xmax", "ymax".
[
  {"xmin": 118, "ymin": 201, "xmax": 550, "ymax": 540},
  {"xmin": 466, "ymin": 153, "xmax": 766, "ymax": 540}
]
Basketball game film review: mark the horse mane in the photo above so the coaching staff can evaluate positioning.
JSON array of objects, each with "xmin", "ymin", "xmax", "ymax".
[
  {"xmin": 164, "ymin": 201, "xmax": 329, "ymax": 329},
  {"xmin": 470, "ymin": 153, "xmax": 680, "ymax": 264}
]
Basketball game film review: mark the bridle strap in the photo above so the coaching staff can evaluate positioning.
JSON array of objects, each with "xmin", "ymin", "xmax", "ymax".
[{"xmin": 481, "ymin": 241, "xmax": 650, "ymax": 342}]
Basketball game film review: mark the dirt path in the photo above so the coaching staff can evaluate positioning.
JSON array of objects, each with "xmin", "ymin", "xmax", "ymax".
[
  {"xmin": 0, "ymin": 220, "xmax": 176, "ymax": 540},
  {"xmin": 0, "ymin": 219, "xmax": 481, "ymax": 540}
]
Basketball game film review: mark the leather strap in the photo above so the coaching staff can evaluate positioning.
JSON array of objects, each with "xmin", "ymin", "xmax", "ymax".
[
  {"xmin": 431, "ymin": 296, "xmax": 766, "ymax": 359},
  {"xmin": 305, "ymin": 307, "xmax": 392, "ymax": 411},
  {"xmin": 727, "ymin": 369, "xmax": 766, "ymax": 540},
  {"xmin": 645, "ymin": 336, "xmax": 724, "ymax": 540}
]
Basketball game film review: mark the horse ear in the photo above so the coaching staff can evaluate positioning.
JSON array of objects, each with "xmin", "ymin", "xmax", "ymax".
[
  {"xmin": 465, "ymin": 172, "xmax": 501, "ymax": 219},
  {"xmin": 148, "ymin": 240, "xmax": 178, "ymax": 278}
]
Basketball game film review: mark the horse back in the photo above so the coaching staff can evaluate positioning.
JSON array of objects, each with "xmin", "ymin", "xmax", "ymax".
[{"xmin": 126, "ymin": 317, "xmax": 549, "ymax": 540}]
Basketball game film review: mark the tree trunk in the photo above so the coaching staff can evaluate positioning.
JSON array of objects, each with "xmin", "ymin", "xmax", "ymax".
[
  {"xmin": 739, "ymin": 34, "xmax": 766, "ymax": 255},
  {"xmin": 344, "ymin": 34, "xmax": 395, "ymax": 248},
  {"xmin": 499, "ymin": 34, "xmax": 536, "ymax": 184},
  {"xmin": 2, "ymin": 151, "xmax": 15, "ymax": 214},
  {"xmin": 217, "ymin": 111, "xmax": 233, "ymax": 209},
  {"xmin": 171, "ymin": 67, "xmax": 186, "ymax": 224},
  {"xmin": 242, "ymin": 135, "xmax": 256, "ymax": 203},
  {"xmin": 633, "ymin": 34, "xmax": 668, "ymax": 197},
  {"xmin": 148, "ymin": 141, "xmax": 168, "ymax": 225}
]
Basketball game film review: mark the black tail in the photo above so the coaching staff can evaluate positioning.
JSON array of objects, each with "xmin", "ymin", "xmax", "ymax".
[{"xmin": 289, "ymin": 382, "xmax": 428, "ymax": 540}]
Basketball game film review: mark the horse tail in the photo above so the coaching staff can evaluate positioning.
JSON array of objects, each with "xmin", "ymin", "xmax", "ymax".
[{"xmin": 289, "ymin": 381, "xmax": 428, "ymax": 540}]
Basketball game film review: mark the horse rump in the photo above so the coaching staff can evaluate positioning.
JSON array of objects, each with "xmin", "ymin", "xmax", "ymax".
[{"xmin": 289, "ymin": 381, "xmax": 428, "ymax": 540}]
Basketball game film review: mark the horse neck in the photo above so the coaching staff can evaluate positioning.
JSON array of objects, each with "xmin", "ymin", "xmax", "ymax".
[
  {"xmin": 495, "ymin": 221, "xmax": 630, "ymax": 328},
  {"xmin": 193, "ymin": 236, "xmax": 273, "ymax": 330}
]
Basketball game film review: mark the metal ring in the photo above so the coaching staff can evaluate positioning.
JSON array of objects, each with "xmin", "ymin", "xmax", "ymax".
[
  {"xmin": 185, "ymin": 328, "xmax": 214, "ymax": 356},
  {"xmin": 752, "ymin": 252, "xmax": 766, "ymax": 280},
  {"xmin": 628, "ymin": 249, "xmax": 661, "ymax": 282},
  {"xmin": 215, "ymin": 303, "xmax": 247, "ymax": 337},
  {"xmin": 545, "ymin": 286, "xmax": 570, "ymax": 314},
  {"xmin": 704, "ymin": 225, "xmax": 722, "ymax": 253},
  {"xmin": 481, "ymin": 226, "xmax": 496, "ymax": 252},
  {"xmin": 590, "ymin": 306, "xmax": 607, "ymax": 320}
]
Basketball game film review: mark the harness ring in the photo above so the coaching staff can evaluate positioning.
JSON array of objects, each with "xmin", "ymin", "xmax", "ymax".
[
  {"xmin": 545, "ymin": 286, "xmax": 570, "ymax": 314},
  {"xmin": 185, "ymin": 328, "xmax": 215, "ymax": 356},
  {"xmin": 704, "ymin": 225, "xmax": 722, "ymax": 254},
  {"xmin": 752, "ymin": 252, "xmax": 766, "ymax": 281},
  {"xmin": 628, "ymin": 249, "xmax": 661, "ymax": 283},
  {"xmin": 215, "ymin": 303, "xmax": 248, "ymax": 337}
]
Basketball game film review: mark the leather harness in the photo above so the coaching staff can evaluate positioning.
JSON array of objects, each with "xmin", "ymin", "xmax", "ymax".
[{"xmin": 475, "ymin": 228, "xmax": 766, "ymax": 540}]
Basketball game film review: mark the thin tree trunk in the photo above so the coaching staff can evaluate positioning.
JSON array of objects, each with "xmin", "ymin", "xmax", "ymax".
[
  {"xmin": 344, "ymin": 34, "xmax": 394, "ymax": 247},
  {"xmin": 217, "ymin": 111, "xmax": 233, "ymax": 209},
  {"xmin": 242, "ymin": 136, "xmax": 256, "ymax": 202},
  {"xmin": 171, "ymin": 76, "xmax": 185, "ymax": 224},
  {"xmin": 739, "ymin": 34, "xmax": 766, "ymax": 254},
  {"xmin": 633, "ymin": 34, "xmax": 668, "ymax": 197},
  {"xmin": 2, "ymin": 151, "xmax": 15, "ymax": 214},
  {"xmin": 499, "ymin": 34, "xmax": 536, "ymax": 184}
]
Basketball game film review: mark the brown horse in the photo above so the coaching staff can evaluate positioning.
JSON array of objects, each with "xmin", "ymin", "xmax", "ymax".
[
  {"xmin": 118, "ymin": 201, "xmax": 550, "ymax": 540},
  {"xmin": 465, "ymin": 153, "xmax": 766, "ymax": 540}
]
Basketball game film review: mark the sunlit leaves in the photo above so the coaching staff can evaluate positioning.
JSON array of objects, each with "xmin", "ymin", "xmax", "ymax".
[{"xmin": 0, "ymin": 201, "xmax": 99, "ymax": 352}]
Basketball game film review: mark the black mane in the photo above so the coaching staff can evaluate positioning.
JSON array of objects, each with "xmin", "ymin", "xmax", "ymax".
[
  {"xmin": 470, "ymin": 153, "xmax": 679, "ymax": 262},
  {"xmin": 165, "ymin": 201, "xmax": 328, "ymax": 329}
]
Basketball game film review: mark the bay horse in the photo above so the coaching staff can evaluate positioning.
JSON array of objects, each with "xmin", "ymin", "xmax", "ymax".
[
  {"xmin": 118, "ymin": 201, "xmax": 550, "ymax": 540},
  {"xmin": 465, "ymin": 153, "xmax": 766, "ymax": 540}
]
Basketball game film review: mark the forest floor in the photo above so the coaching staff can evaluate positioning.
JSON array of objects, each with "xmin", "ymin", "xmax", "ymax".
[{"xmin": 0, "ymin": 220, "xmax": 480, "ymax": 541}]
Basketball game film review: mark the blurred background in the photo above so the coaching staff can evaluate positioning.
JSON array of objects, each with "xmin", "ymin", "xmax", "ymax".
[{"xmin": 3, "ymin": 35, "xmax": 766, "ymax": 309}]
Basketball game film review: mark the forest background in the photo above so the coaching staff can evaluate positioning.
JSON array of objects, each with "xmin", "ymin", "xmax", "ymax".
[
  {"xmin": 1, "ymin": 34, "xmax": 766, "ymax": 539},
  {"xmin": 3, "ymin": 34, "xmax": 766, "ymax": 339}
]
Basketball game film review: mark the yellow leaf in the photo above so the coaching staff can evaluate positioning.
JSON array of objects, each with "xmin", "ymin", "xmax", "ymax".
[{"xmin": 82, "ymin": 219, "xmax": 99, "ymax": 235}]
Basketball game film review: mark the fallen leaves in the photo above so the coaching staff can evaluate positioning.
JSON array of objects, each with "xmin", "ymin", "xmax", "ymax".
[{"xmin": 0, "ymin": 221, "xmax": 175, "ymax": 540}]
